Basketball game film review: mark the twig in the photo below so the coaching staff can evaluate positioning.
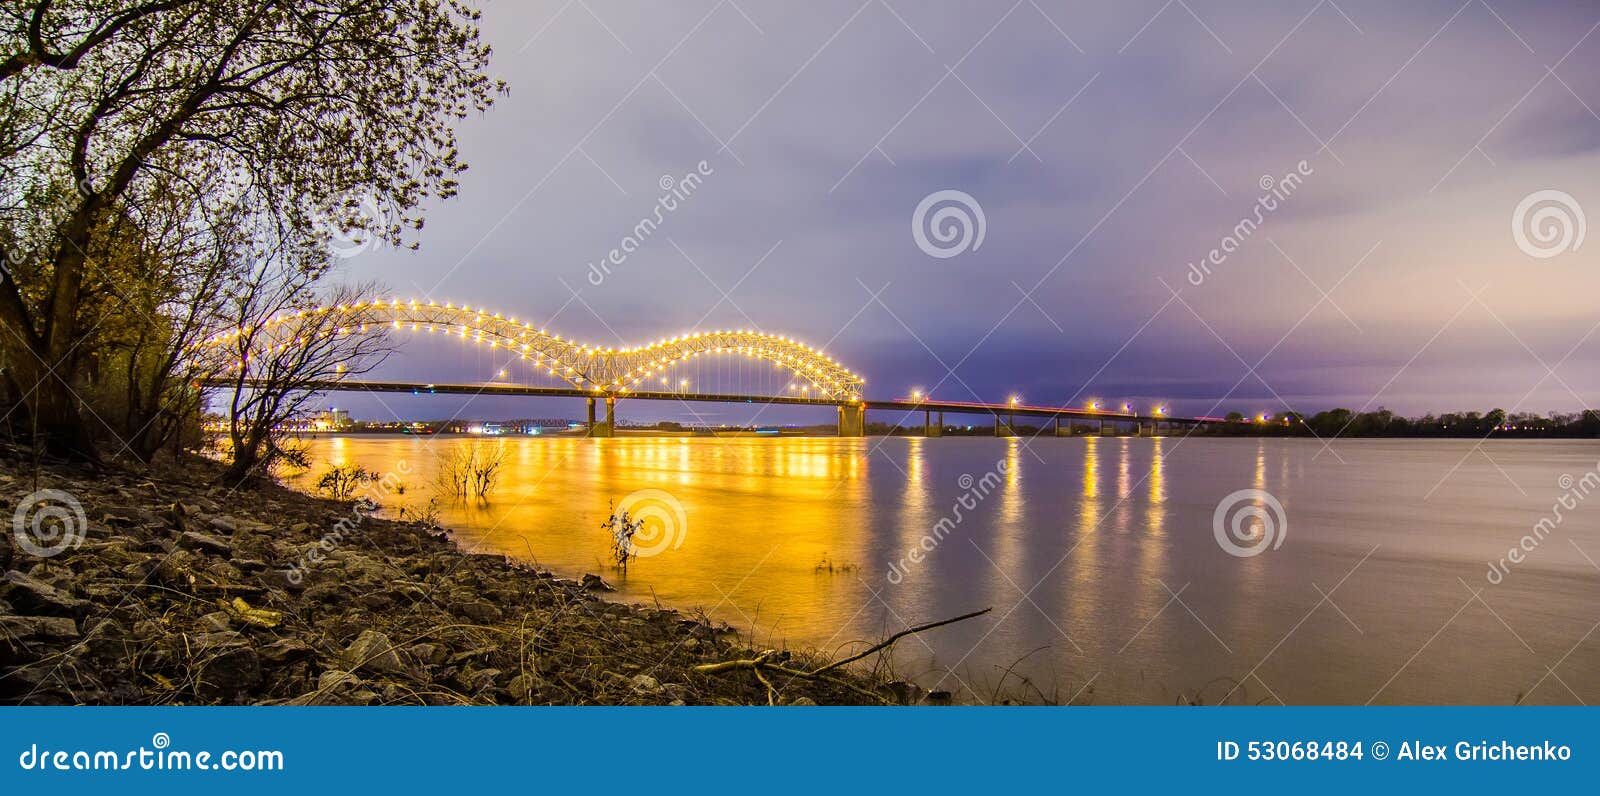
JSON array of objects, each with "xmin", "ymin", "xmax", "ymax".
[
  {"xmin": 691, "ymin": 607, "xmax": 992, "ymax": 704},
  {"xmin": 808, "ymin": 607, "xmax": 991, "ymax": 676}
]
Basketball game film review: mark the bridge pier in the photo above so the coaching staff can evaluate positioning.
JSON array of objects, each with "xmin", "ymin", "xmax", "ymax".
[
  {"xmin": 838, "ymin": 403, "xmax": 865, "ymax": 437},
  {"xmin": 924, "ymin": 410, "xmax": 943, "ymax": 437},
  {"xmin": 994, "ymin": 414, "xmax": 1014, "ymax": 437},
  {"xmin": 1054, "ymin": 416, "xmax": 1068, "ymax": 436},
  {"xmin": 586, "ymin": 395, "xmax": 616, "ymax": 437}
]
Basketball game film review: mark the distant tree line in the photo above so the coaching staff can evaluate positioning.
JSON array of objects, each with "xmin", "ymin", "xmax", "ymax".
[
  {"xmin": 1210, "ymin": 408, "xmax": 1600, "ymax": 438},
  {"xmin": 0, "ymin": 1, "xmax": 500, "ymax": 484}
]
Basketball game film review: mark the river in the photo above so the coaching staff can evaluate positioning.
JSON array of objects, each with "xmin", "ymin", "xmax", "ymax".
[{"xmin": 290, "ymin": 434, "xmax": 1600, "ymax": 705}]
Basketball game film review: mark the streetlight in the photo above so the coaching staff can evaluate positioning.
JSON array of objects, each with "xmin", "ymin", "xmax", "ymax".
[
  {"xmin": 1008, "ymin": 395, "xmax": 1020, "ymax": 407},
  {"xmin": 911, "ymin": 388, "xmax": 924, "ymax": 402},
  {"xmin": 1153, "ymin": 406, "xmax": 1165, "ymax": 416},
  {"xmin": 1088, "ymin": 401, "xmax": 1100, "ymax": 411},
  {"xmin": 1121, "ymin": 403, "xmax": 1131, "ymax": 413}
]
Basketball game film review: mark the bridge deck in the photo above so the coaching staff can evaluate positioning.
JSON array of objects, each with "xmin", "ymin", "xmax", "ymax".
[{"xmin": 201, "ymin": 379, "xmax": 1219, "ymax": 426}]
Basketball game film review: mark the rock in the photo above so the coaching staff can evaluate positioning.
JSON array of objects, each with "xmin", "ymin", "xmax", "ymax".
[
  {"xmin": 580, "ymin": 573, "xmax": 614, "ymax": 591},
  {"xmin": 629, "ymin": 673, "xmax": 662, "ymax": 694},
  {"xmin": 176, "ymin": 531, "xmax": 231, "ymax": 556},
  {"xmin": 407, "ymin": 643, "xmax": 442, "ymax": 666},
  {"xmin": 885, "ymin": 680, "xmax": 925, "ymax": 706},
  {"xmin": 1, "ymin": 570, "xmax": 88, "ymax": 615},
  {"xmin": 923, "ymin": 690, "xmax": 953, "ymax": 706},
  {"xmin": 99, "ymin": 506, "xmax": 156, "ymax": 527},
  {"xmin": 507, "ymin": 673, "xmax": 537, "ymax": 701},
  {"xmin": 0, "ymin": 615, "xmax": 79, "ymax": 641},
  {"xmin": 318, "ymin": 669, "xmax": 361, "ymax": 691},
  {"xmin": 341, "ymin": 629, "xmax": 405, "ymax": 673},
  {"xmin": 357, "ymin": 591, "xmax": 395, "ymax": 611},
  {"xmin": 198, "ymin": 611, "xmax": 233, "ymax": 632},
  {"xmin": 197, "ymin": 646, "xmax": 263, "ymax": 699},
  {"xmin": 206, "ymin": 515, "xmax": 239, "ymax": 534},
  {"xmin": 459, "ymin": 600, "xmax": 502, "ymax": 623},
  {"xmin": 259, "ymin": 638, "xmax": 314, "ymax": 664},
  {"xmin": 786, "ymin": 696, "xmax": 818, "ymax": 706}
]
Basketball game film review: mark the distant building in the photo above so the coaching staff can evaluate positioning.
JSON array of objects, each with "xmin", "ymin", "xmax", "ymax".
[{"xmin": 313, "ymin": 407, "xmax": 352, "ymax": 430}]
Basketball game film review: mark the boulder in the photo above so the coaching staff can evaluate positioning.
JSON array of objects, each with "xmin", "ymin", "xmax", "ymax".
[
  {"xmin": 176, "ymin": 531, "xmax": 231, "ymax": 556},
  {"xmin": 259, "ymin": 638, "xmax": 314, "ymax": 664},
  {"xmin": 1, "ymin": 570, "xmax": 88, "ymax": 615},
  {"xmin": 0, "ymin": 614, "xmax": 79, "ymax": 641},
  {"xmin": 197, "ymin": 646, "xmax": 263, "ymax": 699},
  {"xmin": 459, "ymin": 600, "xmax": 502, "ymax": 624},
  {"xmin": 341, "ymin": 629, "xmax": 405, "ymax": 673}
]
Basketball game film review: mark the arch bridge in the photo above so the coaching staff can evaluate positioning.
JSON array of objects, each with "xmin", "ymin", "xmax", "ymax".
[{"xmin": 198, "ymin": 298, "xmax": 1219, "ymax": 437}]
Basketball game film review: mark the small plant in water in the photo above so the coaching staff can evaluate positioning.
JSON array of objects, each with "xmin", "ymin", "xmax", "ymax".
[
  {"xmin": 602, "ymin": 501, "xmax": 644, "ymax": 571},
  {"xmin": 399, "ymin": 497, "xmax": 442, "ymax": 528},
  {"xmin": 814, "ymin": 554, "xmax": 858, "ymax": 574},
  {"xmin": 316, "ymin": 463, "xmax": 378, "ymax": 499}
]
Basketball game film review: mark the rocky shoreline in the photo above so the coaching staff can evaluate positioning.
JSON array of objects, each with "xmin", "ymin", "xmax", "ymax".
[{"xmin": 0, "ymin": 458, "xmax": 899, "ymax": 705}]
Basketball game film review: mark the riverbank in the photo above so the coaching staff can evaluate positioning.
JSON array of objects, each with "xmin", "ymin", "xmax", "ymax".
[{"xmin": 0, "ymin": 456, "xmax": 913, "ymax": 705}]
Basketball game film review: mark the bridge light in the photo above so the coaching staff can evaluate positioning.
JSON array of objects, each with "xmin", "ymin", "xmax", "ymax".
[
  {"xmin": 1154, "ymin": 406, "xmax": 1165, "ymax": 415},
  {"xmin": 1088, "ymin": 401, "xmax": 1100, "ymax": 411},
  {"xmin": 1122, "ymin": 403, "xmax": 1131, "ymax": 413},
  {"xmin": 1009, "ymin": 395, "xmax": 1020, "ymax": 407},
  {"xmin": 911, "ymin": 388, "xmax": 923, "ymax": 401}
]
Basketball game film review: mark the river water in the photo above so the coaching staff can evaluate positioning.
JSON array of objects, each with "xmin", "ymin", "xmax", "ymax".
[{"xmin": 291, "ymin": 434, "xmax": 1600, "ymax": 705}]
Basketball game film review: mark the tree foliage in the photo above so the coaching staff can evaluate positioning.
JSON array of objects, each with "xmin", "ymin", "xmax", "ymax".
[{"xmin": 0, "ymin": 0, "xmax": 500, "ymax": 463}]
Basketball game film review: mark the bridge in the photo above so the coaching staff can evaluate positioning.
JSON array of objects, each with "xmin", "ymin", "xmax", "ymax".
[{"xmin": 197, "ymin": 298, "xmax": 1228, "ymax": 437}]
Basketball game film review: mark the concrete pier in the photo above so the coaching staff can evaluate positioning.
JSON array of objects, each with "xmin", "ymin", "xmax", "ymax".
[{"xmin": 838, "ymin": 403, "xmax": 865, "ymax": 437}]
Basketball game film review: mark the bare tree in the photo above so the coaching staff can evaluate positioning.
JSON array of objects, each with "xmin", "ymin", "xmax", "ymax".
[{"xmin": 212, "ymin": 272, "xmax": 391, "ymax": 488}]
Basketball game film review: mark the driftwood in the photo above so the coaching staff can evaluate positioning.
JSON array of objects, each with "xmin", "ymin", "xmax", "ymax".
[{"xmin": 692, "ymin": 607, "xmax": 992, "ymax": 705}]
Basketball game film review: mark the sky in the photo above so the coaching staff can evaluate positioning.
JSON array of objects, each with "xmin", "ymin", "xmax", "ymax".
[{"xmin": 331, "ymin": 0, "xmax": 1600, "ymax": 424}]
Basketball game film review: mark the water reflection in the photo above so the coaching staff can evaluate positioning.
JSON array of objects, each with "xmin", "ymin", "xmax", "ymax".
[{"xmin": 286, "ymin": 435, "xmax": 1600, "ymax": 705}]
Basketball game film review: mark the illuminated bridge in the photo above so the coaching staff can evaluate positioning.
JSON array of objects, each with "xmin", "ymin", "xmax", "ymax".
[{"xmin": 197, "ymin": 298, "xmax": 1225, "ymax": 437}]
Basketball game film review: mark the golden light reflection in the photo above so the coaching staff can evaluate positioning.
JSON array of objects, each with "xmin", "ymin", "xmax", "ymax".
[
  {"xmin": 1146, "ymin": 437, "xmax": 1166, "ymax": 536},
  {"xmin": 297, "ymin": 436, "xmax": 876, "ymax": 646},
  {"xmin": 1079, "ymin": 435, "xmax": 1100, "ymax": 532}
]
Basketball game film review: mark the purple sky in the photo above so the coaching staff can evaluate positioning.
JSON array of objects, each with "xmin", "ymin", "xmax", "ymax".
[{"xmin": 330, "ymin": 0, "xmax": 1599, "ymax": 424}]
